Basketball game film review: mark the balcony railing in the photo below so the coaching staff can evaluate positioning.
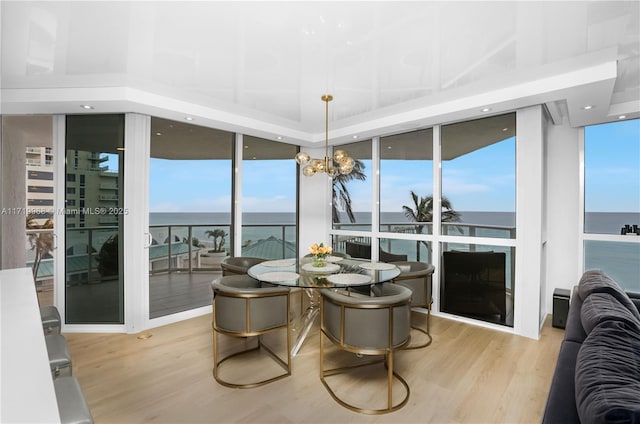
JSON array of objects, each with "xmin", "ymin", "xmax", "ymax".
[
  {"xmin": 149, "ymin": 223, "xmax": 297, "ymax": 274},
  {"xmin": 335, "ymin": 221, "xmax": 515, "ymax": 239},
  {"xmin": 27, "ymin": 223, "xmax": 298, "ymax": 282},
  {"xmin": 333, "ymin": 221, "xmax": 516, "ymax": 269}
]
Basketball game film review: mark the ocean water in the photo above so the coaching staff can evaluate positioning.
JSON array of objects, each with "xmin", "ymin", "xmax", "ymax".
[{"xmin": 149, "ymin": 211, "xmax": 639, "ymax": 290}]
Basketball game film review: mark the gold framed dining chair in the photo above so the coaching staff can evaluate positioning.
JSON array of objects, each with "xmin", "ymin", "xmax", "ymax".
[
  {"xmin": 391, "ymin": 261, "xmax": 435, "ymax": 349},
  {"xmin": 319, "ymin": 283, "xmax": 412, "ymax": 414},
  {"xmin": 212, "ymin": 275, "xmax": 291, "ymax": 388},
  {"xmin": 220, "ymin": 256, "xmax": 266, "ymax": 276}
]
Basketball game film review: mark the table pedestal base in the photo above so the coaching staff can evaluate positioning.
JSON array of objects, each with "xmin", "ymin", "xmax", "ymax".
[{"xmin": 291, "ymin": 288, "xmax": 320, "ymax": 356}]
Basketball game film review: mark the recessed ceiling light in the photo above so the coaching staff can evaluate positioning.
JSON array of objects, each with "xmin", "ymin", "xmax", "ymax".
[
  {"xmin": 582, "ymin": 105, "xmax": 594, "ymax": 110},
  {"xmin": 352, "ymin": 135, "xmax": 358, "ymax": 139},
  {"xmin": 185, "ymin": 116, "xmax": 194, "ymax": 121},
  {"xmin": 276, "ymin": 136, "xmax": 282, "ymax": 140},
  {"xmin": 481, "ymin": 107, "xmax": 491, "ymax": 112},
  {"xmin": 502, "ymin": 128, "xmax": 509, "ymax": 131},
  {"xmin": 618, "ymin": 115, "xmax": 627, "ymax": 119},
  {"xmin": 116, "ymin": 147, "xmax": 125, "ymax": 151},
  {"xmin": 80, "ymin": 104, "xmax": 93, "ymax": 110},
  {"xmin": 244, "ymin": 145, "xmax": 248, "ymax": 149},
  {"xmin": 387, "ymin": 146, "xmax": 392, "ymax": 149},
  {"xmin": 155, "ymin": 132, "xmax": 162, "ymax": 136}
]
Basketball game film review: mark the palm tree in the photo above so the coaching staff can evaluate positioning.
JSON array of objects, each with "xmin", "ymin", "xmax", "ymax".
[
  {"xmin": 205, "ymin": 228, "xmax": 227, "ymax": 252},
  {"xmin": 332, "ymin": 159, "xmax": 366, "ymax": 223},
  {"xmin": 402, "ymin": 191, "xmax": 461, "ymax": 233},
  {"xmin": 402, "ymin": 191, "xmax": 460, "ymax": 260},
  {"xmin": 27, "ymin": 215, "xmax": 54, "ymax": 280}
]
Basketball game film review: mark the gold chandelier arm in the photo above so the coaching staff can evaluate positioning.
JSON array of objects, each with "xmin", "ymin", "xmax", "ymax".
[
  {"xmin": 322, "ymin": 94, "xmax": 333, "ymax": 161},
  {"xmin": 296, "ymin": 94, "xmax": 352, "ymax": 178}
]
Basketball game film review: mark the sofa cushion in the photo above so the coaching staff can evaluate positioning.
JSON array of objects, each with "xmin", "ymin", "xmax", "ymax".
[
  {"xmin": 541, "ymin": 341, "xmax": 582, "ymax": 424},
  {"xmin": 578, "ymin": 270, "xmax": 640, "ymax": 320},
  {"xmin": 564, "ymin": 288, "xmax": 588, "ymax": 344},
  {"xmin": 581, "ymin": 292, "xmax": 640, "ymax": 335},
  {"xmin": 575, "ymin": 320, "xmax": 640, "ymax": 424}
]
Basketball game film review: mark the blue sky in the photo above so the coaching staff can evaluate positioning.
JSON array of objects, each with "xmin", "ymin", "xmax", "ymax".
[
  {"xmin": 585, "ymin": 119, "xmax": 640, "ymax": 212},
  {"xmin": 147, "ymin": 119, "xmax": 639, "ymax": 214}
]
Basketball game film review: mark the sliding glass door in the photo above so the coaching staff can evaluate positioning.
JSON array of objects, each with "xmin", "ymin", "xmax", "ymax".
[
  {"xmin": 64, "ymin": 114, "xmax": 125, "ymax": 324},
  {"xmin": 148, "ymin": 117, "xmax": 233, "ymax": 319}
]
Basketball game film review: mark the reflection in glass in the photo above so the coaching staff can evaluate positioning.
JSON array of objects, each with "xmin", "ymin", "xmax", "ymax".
[
  {"xmin": 380, "ymin": 238, "xmax": 433, "ymax": 263},
  {"xmin": 65, "ymin": 114, "xmax": 124, "ymax": 324},
  {"xmin": 441, "ymin": 113, "xmax": 516, "ymax": 238},
  {"xmin": 332, "ymin": 139, "xmax": 372, "ymax": 230},
  {"xmin": 440, "ymin": 242, "xmax": 514, "ymax": 327},
  {"xmin": 380, "ymin": 129, "xmax": 433, "ymax": 234}
]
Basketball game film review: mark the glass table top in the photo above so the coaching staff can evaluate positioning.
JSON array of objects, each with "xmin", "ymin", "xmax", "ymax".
[{"xmin": 248, "ymin": 257, "xmax": 401, "ymax": 288}]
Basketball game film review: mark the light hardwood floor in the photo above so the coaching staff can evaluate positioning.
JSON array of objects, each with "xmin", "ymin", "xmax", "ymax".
[{"xmin": 65, "ymin": 312, "xmax": 564, "ymax": 424}]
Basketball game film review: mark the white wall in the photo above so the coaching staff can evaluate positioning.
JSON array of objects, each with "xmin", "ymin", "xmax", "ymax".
[{"xmin": 543, "ymin": 118, "xmax": 582, "ymax": 315}]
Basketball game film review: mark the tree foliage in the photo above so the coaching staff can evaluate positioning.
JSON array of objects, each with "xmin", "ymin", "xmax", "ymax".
[
  {"xmin": 332, "ymin": 159, "xmax": 366, "ymax": 223},
  {"xmin": 27, "ymin": 215, "xmax": 54, "ymax": 280},
  {"xmin": 205, "ymin": 228, "xmax": 227, "ymax": 252}
]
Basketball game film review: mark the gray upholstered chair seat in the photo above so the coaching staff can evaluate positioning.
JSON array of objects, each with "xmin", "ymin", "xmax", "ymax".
[
  {"xmin": 211, "ymin": 275, "xmax": 291, "ymax": 388},
  {"xmin": 220, "ymin": 256, "xmax": 266, "ymax": 276},
  {"xmin": 40, "ymin": 305, "xmax": 61, "ymax": 334},
  {"xmin": 46, "ymin": 333, "xmax": 72, "ymax": 379},
  {"xmin": 319, "ymin": 283, "xmax": 412, "ymax": 414},
  {"xmin": 54, "ymin": 376, "xmax": 94, "ymax": 424},
  {"xmin": 391, "ymin": 261, "xmax": 435, "ymax": 348}
]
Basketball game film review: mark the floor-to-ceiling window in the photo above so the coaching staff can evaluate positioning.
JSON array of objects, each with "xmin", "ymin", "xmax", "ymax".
[
  {"xmin": 241, "ymin": 136, "xmax": 298, "ymax": 259},
  {"xmin": 440, "ymin": 113, "xmax": 516, "ymax": 327},
  {"xmin": 583, "ymin": 118, "xmax": 640, "ymax": 292},
  {"xmin": 327, "ymin": 113, "xmax": 518, "ymax": 327},
  {"xmin": 148, "ymin": 117, "xmax": 233, "ymax": 319},
  {"xmin": 331, "ymin": 139, "xmax": 372, "ymax": 255},
  {"xmin": 65, "ymin": 114, "xmax": 125, "ymax": 324},
  {"xmin": 379, "ymin": 129, "xmax": 434, "ymax": 263}
]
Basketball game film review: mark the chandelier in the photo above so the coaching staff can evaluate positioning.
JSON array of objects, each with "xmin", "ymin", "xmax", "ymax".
[{"xmin": 295, "ymin": 94, "xmax": 355, "ymax": 178}]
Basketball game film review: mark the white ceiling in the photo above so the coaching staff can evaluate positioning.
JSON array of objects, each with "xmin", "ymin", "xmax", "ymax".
[{"xmin": 1, "ymin": 1, "xmax": 639, "ymax": 147}]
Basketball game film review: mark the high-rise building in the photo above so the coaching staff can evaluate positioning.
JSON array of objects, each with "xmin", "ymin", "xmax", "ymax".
[{"xmin": 25, "ymin": 146, "xmax": 54, "ymax": 226}]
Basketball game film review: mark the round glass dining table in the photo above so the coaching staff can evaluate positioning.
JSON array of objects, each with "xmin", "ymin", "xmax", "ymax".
[{"xmin": 248, "ymin": 256, "xmax": 401, "ymax": 356}]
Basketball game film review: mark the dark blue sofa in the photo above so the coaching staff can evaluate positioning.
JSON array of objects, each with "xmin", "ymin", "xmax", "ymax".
[{"xmin": 542, "ymin": 270, "xmax": 640, "ymax": 424}]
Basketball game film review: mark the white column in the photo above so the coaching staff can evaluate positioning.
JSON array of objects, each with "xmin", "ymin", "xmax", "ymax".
[
  {"xmin": 53, "ymin": 116, "xmax": 66, "ymax": 319},
  {"xmin": 123, "ymin": 113, "xmax": 151, "ymax": 333},
  {"xmin": 514, "ymin": 106, "xmax": 544, "ymax": 339},
  {"xmin": 544, "ymin": 119, "xmax": 581, "ymax": 316},
  {"xmin": 298, "ymin": 147, "xmax": 332, "ymax": 253},
  {"xmin": 233, "ymin": 134, "xmax": 243, "ymax": 256}
]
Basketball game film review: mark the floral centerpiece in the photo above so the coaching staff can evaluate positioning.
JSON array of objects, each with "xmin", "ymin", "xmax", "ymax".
[{"xmin": 309, "ymin": 242, "xmax": 332, "ymax": 267}]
